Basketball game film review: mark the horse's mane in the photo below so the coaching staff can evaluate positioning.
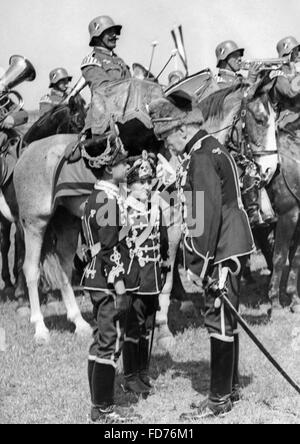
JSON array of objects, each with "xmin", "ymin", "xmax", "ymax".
[{"xmin": 198, "ymin": 83, "xmax": 242, "ymax": 122}]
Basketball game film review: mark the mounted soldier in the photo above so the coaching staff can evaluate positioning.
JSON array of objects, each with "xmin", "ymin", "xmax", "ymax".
[
  {"xmin": 81, "ymin": 15, "xmax": 131, "ymax": 138},
  {"xmin": 269, "ymin": 36, "xmax": 300, "ymax": 132},
  {"xmin": 215, "ymin": 40, "xmax": 276, "ymax": 227},
  {"xmin": 39, "ymin": 68, "xmax": 85, "ymax": 117},
  {"xmin": 149, "ymin": 97, "xmax": 255, "ymax": 418}
]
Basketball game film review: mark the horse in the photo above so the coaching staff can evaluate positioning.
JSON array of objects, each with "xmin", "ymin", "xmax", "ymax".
[{"xmin": 0, "ymin": 98, "xmax": 86, "ymax": 304}]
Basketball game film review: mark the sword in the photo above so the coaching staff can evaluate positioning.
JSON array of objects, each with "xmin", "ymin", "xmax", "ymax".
[{"xmin": 208, "ymin": 266, "xmax": 300, "ymax": 396}]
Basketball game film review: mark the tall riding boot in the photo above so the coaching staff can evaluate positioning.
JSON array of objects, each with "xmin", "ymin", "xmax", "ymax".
[
  {"xmin": 242, "ymin": 174, "xmax": 265, "ymax": 228},
  {"xmin": 181, "ymin": 338, "xmax": 234, "ymax": 420},
  {"xmin": 91, "ymin": 362, "xmax": 115, "ymax": 422},
  {"xmin": 91, "ymin": 361, "xmax": 142, "ymax": 423},
  {"xmin": 139, "ymin": 337, "xmax": 152, "ymax": 388},
  {"xmin": 231, "ymin": 334, "xmax": 242, "ymax": 404},
  {"xmin": 123, "ymin": 341, "xmax": 150, "ymax": 395},
  {"xmin": 88, "ymin": 359, "xmax": 95, "ymax": 404}
]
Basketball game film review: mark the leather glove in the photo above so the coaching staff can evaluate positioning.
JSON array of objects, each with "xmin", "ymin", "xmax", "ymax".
[{"xmin": 114, "ymin": 293, "xmax": 131, "ymax": 322}]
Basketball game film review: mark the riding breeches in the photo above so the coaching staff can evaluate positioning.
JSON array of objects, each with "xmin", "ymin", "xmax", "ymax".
[
  {"xmin": 125, "ymin": 294, "xmax": 159, "ymax": 343},
  {"xmin": 204, "ymin": 259, "xmax": 246, "ymax": 342},
  {"xmin": 89, "ymin": 290, "xmax": 125, "ymax": 367}
]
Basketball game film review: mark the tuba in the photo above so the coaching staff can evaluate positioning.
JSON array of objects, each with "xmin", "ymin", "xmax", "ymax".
[{"xmin": 0, "ymin": 55, "xmax": 36, "ymax": 123}]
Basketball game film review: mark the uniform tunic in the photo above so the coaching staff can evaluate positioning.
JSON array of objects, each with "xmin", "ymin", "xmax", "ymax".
[
  {"xmin": 81, "ymin": 46, "xmax": 131, "ymax": 133},
  {"xmin": 215, "ymin": 69, "xmax": 244, "ymax": 89},
  {"xmin": 39, "ymin": 88, "xmax": 86, "ymax": 117},
  {"xmin": 269, "ymin": 63, "xmax": 300, "ymax": 132},
  {"xmin": 124, "ymin": 194, "xmax": 169, "ymax": 343},
  {"xmin": 82, "ymin": 180, "xmax": 139, "ymax": 366},
  {"xmin": 178, "ymin": 130, "xmax": 255, "ymax": 340}
]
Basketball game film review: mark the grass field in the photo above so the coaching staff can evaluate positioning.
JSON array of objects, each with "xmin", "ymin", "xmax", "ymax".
[{"xmin": 0, "ymin": 261, "xmax": 300, "ymax": 424}]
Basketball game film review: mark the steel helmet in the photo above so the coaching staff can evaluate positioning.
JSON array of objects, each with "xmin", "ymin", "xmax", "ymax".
[
  {"xmin": 215, "ymin": 41, "xmax": 244, "ymax": 67},
  {"xmin": 49, "ymin": 68, "xmax": 72, "ymax": 87},
  {"xmin": 277, "ymin": 36, "xmax": 300, "ymax": 58},
  {"xmin": 88, "ymin": 16, "xmax": 122, "ymax": 47}
]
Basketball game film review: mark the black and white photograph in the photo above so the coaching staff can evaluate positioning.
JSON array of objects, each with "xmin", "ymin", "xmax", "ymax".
[{"xmin": 0, "ymin": 0, "xmax": 300, "ymax": 426}]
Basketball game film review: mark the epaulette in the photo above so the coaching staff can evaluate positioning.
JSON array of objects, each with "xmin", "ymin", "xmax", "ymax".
[
  {"xmin": 39, "ymin": 94, "xmax": 52, "ymax": 104},
  {"xmin": 270, "ymin": 70, "xmax": 286, "ymax": 80},
  {"xmin": 81, "ymin": 53, "xmax": 103, "ymax": 70}
]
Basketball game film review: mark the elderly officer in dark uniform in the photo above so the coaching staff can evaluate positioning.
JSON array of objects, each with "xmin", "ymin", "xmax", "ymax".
[
  {"xmin": 122, "ymin": 151, "xmax": 169, "ymax": 395},
  {"xmin": 81, "ymin": 15, "xmax": 131, "ymax": 137},
  {"xmin": 149, "ymin": 97, "xmax": 255, "ymax": 418},
  {"xmin": 39, "ymin": 68, "xmax": 73, "ymax": 116},
  {"xmin": 81, "ymin": 133, "xmax": 141, "ymax": 423}
]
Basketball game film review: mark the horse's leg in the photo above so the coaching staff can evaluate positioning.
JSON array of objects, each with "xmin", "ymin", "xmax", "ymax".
[
  {"xmin": 0, "ymin": 217, "xmax": 14, "ymax": 301},
  {"xmin": 286, "ymin": 222, "xmax": 300, "ymax": 313},
  {"xmin": 14, "ymin": 222, "xmax": 30, "ymax": 316},
  {"xmin": 22, "ymin": 225, "xmax": 50, "ymax": 344},
  {"xmin": 268, "ymin": 209, "xmax": 298, "ymax": 309},
  {"xmin": 53, "ymin": 211, "xmax": 92, "ymax": 337}
]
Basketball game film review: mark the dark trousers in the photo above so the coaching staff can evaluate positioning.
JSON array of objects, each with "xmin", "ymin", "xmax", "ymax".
[
  {"xmin": 125, "ymin": 294, "xmax": 158, "ymax": 343},
  {"xmin": 89, "ymin": 290, "xmax": 125, "ymax": 364},
  {"xmin": 88, "ymin": 290, "xmax": 127, "ymax": 406}
]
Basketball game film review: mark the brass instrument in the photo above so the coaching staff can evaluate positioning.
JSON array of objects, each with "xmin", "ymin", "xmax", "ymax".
[
  {"xmin": 241, "ymin": 58, "xmax": 290, "ymax": 70},
  {"xmin": 61, "ymin": 76, "xmax": 87, "ymax": 105},
  {"xmin": 0, "ymin": 55, "xmax": 36, "ymax": 123}
]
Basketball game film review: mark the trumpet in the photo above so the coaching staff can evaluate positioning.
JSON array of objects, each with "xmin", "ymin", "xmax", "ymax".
[{"xmin": 241, "ymin": 58, "xmax": 291, "ymax": 70}]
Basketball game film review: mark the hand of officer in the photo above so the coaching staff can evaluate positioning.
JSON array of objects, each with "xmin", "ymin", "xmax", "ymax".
[
  {"xmin": 248, "ymin": 62, "xmax": 263, "ymax": 84},
  {"xmin": 187, "ymin": 269, "xmax": 204, "ymax": 292},
  {"xmin": 1, "ymin": 115, "xmax": 15, "ymax": 130}
]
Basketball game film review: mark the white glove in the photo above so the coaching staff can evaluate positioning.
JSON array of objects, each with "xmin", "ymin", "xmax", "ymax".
[
  {"xmin": 156, "ymin": 154, "xmax": 176, "ymax": 186},
  {"xmin": 1, "ymin": 115, "xmax": 15, "ymax": 130},
  {"xmin": 187, "ymin": 269, "xmax": 204, "ymax": 292}
]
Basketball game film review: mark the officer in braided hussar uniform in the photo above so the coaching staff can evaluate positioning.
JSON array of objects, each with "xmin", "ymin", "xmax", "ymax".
[
  {"xmin": 81, "ymin": 133, "xmax": 141, "ymax": 423},
  {"xmin": 122, "ymin": 151, "xmax": 169, "ymax": 396},
  {"xmin": 81, "ymin": 15, "xmax": 131, "ymax": 137},
  {"xmin": 149, "ymin": 97, "xmax": 255, "ymax": 419}
]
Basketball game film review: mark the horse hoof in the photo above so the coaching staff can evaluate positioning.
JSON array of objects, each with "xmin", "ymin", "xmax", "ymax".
[
  {"xmin": 16, "ymin": 306, "xmax": 31, "ymax": 319},
  {"xmin": 75, "ymin": 321, "xmax": 93, "ymax": 338},
  {"xmin": 34, "ymin": 330, "xmax": 50, "ymax": 345},
  {"xmin": 44, "ymin": 301, "xmax": 61, "ymax": 317}
]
